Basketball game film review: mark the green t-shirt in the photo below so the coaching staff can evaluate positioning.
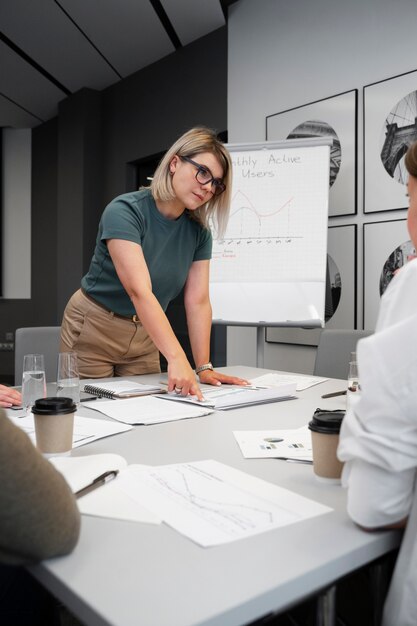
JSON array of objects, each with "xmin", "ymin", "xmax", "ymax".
[{"xmin": 81, "ymin": 189, "xmax": 212, "ymax": 316}]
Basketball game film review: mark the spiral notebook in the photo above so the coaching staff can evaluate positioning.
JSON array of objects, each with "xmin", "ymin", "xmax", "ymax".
[{"xmin": 82, "ymin": 380, "xmax": 164, "ymax": 399}]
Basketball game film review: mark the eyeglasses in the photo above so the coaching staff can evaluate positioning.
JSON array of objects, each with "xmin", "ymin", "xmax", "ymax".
[{"xmin": 180, "ymin": 155, "xmax": 226, "ymax": 196}]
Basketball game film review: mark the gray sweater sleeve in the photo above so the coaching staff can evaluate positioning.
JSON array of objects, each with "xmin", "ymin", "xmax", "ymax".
[{"xmin": 0, "ymin": 409, "xmax": 81, "ymax": 565}]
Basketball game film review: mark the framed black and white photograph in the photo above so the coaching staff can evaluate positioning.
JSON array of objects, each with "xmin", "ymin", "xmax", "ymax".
[
  {"xmin": 266, "ymin": 90, "xmax": 357, "ymax": 217},
  {"xmin": 266, "ymin": 224, "xmax": 357, "ymax": 346},
  {"xmin": 364, "ymin": 69, "xmax": 417, "ymax": 213},
  {"xmin": 363, "ymin": 219, "xmax": 413, "ymax": 329}
]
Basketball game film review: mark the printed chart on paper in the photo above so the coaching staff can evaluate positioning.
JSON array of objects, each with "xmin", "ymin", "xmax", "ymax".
[{"xmin": 120, "ymin": 460, "xmax": 331, "ymax": 546}]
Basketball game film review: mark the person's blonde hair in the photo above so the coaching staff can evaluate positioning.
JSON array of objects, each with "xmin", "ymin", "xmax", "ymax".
[
  {"xmin": 150, "ymin": 127, "xmax": 232, "ymax": 238},
  {"xmin": 405, "ymin": 141, "xmax": 417, "ymax": 178}
]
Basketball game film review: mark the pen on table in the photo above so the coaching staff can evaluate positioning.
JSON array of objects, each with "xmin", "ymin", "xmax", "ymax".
[
  {"xmin": 321, "ymin": 390, "xmax": 347, "ymax": 399},
  {"xmin": 75, "ymin": 470, "xmax": 119, "ymax": 499},
  {"xmin": 80, "ymin": 396, "xmax": 98, "ymax": 402}
]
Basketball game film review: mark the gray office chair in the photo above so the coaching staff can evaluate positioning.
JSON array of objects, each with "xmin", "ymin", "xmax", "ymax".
[
  {"xmin": 313, "ymin": 329, "xmax": 373, "ymax": 380},
  {"xmin": 14, "ymin": 326, "xmax": 61, "ymax": 385}
]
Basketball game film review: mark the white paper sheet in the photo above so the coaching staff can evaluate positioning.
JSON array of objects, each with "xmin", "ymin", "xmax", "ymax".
[
  {"xmin": 8, "ymin": 413, "xmax": 133, "ymax": 447},
  {"xmin": 83, "ymin": 396, "xmax": 213, "ymax": 425},
  {"xmin": 158, "ymin": 383, "xmax": 297, "ymax": 411},
  {"xmin": 250, "ymin": 373, "xmax": 328, "ymax": 391},
  {"xmin": 50, "ymin": 455, "xmax": 161, "ymax": 524},
  {"xmin": 116, "ymin": 460, "xmax": 331, "ymax": 546},
  {"xmin": 233, "ymin": 425, "xmax": 313, "ymax": 461}
]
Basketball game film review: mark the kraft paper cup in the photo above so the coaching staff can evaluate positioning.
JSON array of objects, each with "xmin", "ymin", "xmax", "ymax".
[
  {"xmin": 32, "ymin": 397, "xmax": 76, "ymax": 456},
  {"xmin": 308, "ymin": 409, "xmax": 345, "ymax": 484}
]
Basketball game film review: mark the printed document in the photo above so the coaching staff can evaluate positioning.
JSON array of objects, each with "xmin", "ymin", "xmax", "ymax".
[
  {"xmin": 50, "ymin": 454, "xmax": 161, "ymax": 524},
  {"xmin": 116, "ymin": 460, "xmax": 331, "ymax": 546},
  {"xmin": 158, "ymin": 383, "xmax": 297, "ymax": 410},
  {"xmin": 234, "ymin": 425, "xmax": 312, "ymax": 461},
  {"xmin": 8, "ymin": 413, "xmax": 133, "ymax": 448},
  {"xmin": 250, "ymin": 372, "xmax": 328, "ymax": 391},
  {"xmin": 82, "ymin": 396, "xmax": 213, "ymax": 425}
]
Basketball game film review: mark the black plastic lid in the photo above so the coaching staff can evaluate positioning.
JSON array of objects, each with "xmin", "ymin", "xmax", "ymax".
[
  {"xmin": 32, "ymin": 396, "xmax": 76, "ymax": 415},
  {"xmin": 308, "ymin": 408, "xmax": 345, "ymax": 434}
]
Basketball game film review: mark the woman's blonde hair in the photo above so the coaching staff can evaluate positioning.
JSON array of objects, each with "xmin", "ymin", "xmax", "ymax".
[
  {"xmin": 150, "ymin": 127, "xmax": 232, "ymax": 238},
  {"xmin": 405, "ymin": 141, "xmax": 417, "ymax": 178}
]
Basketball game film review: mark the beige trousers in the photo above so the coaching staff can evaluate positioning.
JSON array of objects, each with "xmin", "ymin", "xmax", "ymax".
[{"xmin": 60, "ymin": 289, "xmax": 161, "ymax": 379}]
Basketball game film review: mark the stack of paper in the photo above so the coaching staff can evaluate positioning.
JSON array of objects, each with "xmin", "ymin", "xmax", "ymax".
[
  {"xmin": 8, "ymin": 413, "xmax": 133, "ymax": 448},
  {"xmin": 158, "ymin": 382, "xmax": 297, "ymax": 410},
  {"xmin": 50, "ymin": 454, "xmax": 161, "ymax": 524},
  {"xmin": 82, "ymin": 395, "xmax": 214, "ymax": 425}
]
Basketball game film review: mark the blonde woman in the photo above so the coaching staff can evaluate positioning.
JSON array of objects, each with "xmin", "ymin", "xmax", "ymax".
[{"xmin": 61, "ymin": 127, "xmax": 247, "ymax": 397}]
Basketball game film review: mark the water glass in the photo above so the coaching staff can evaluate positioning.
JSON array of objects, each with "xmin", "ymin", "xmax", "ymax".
[
  {"xmin": 346, "ymin": 358, "xmax": 360, "ymax": 410},
  {"xmin": 56, "ymin": 352, "xmax": 80, "ymax": 405},
  {"xmin": 347, "ymin": 359, "xmax": 359, "ymax": 392},
  {"xmin": 22, "ymin": 354, "xmax": 47, "ymax": 415}
]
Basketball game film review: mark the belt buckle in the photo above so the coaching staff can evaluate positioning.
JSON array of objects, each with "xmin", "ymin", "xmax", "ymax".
[{"xmin": 132, "ymin": 314, "xmax": 140, "ymax": 323}]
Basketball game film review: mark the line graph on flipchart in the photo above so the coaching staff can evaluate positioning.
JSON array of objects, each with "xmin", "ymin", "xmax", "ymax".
[{"xmin": 211, "ymin": 185, "xmax": 326, "ymax": 283}]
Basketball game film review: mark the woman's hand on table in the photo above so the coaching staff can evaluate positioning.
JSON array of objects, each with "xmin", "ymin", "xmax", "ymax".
[
  {"xmin": 0, "ymin": 385, "xmax": 22, "ymax": 408},
  {"xmin": 197, "ymin": 369, "xmax": 250, "ymax": 387}
]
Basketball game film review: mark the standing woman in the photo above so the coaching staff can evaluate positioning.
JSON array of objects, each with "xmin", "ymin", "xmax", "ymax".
[{"xmin": 61, "ymin": 127, "xmax": 247, "ymax": 399}]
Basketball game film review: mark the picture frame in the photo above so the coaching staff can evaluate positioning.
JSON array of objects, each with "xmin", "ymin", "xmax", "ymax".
[
  {"xmin": 363, "ymin": 219, "xmax": 411, "ymax": 329},
  {"xmin": 266, "ymin": 224, "xmax": 357, "ymax": 346},
  {"xmin": 364, "ymin": 69, "xmax": 417, "ymax": 213},
  {"xmin": 266, "ymin": 90, "xmax": 357, "ymax": 217}
]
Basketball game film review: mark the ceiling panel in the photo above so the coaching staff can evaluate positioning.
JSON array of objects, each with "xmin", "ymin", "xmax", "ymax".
[
  {"xmin": 0, "ymin": 41, "xmax": 65, "ymax": 123},
  {"xmin": 0, "ymin": 0, "xmax": 120, "ymax": 92},
  {"xmin": 161, "ymin": 0, "xmax": 225, "ymax": 46},
  {"xmin": 0, "ymin": 94, "xmax": 41, "ymax": 128},
  {"xmin": 58, "ymin": 0, "xmax": 175, "ymax": 78}
]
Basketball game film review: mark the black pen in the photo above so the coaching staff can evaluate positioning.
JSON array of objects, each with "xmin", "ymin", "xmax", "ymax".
[
  {"xmin": 321, "ymin": 390, "xmax": 347, "ymax": 399},
  {"xmin": 75, "ymin": 470, "xmax": 119, "ymax": 499},
  {"xmin": 80, "ymin": 396, "xmax": 98, "ymax": 402}
]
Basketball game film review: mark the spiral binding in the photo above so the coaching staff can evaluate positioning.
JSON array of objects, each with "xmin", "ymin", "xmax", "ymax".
[{"xmin": 83, "ymin": 385, "xmax": 116, "ymax": 399}]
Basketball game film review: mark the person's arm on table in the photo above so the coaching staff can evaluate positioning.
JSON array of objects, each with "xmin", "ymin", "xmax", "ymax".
[
  {"xmin": 107, "ymin": 239, "xmax": 203, "ymax": 399},
  {"xmin": 184, "ymin": 260, "xmax": 249, "ymax": 387},
  {"xmin": 0, "ymin": 409, "xmax": 80, "ymax": 565},
  {"xmin": 342, "ymin": 457, "xmax": 410, "ymax": 531},
  {"xmin": 0, "ymin": 385, "xmax": 21, "ymax": 408}
]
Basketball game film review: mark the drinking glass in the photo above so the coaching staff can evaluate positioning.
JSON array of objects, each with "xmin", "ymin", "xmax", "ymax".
[
  {"xmin": 22, "ymin": 354, "xmax": 47, "ymax": 415},
  {"xmin": 56, "ymin": 352, "xmax": 80, "ymax": 405},
  {"xmin": 347, "ymin": 360, "xmax": 359, "ymax": 392}
]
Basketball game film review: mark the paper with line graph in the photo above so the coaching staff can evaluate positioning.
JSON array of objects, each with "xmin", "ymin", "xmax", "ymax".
[
  {"xmin": 209, "ymin": 139, "xmax": 330, "ymax": 324},
  {"xmin": 116, "ymin": 460, "xmax": 331, "ymax": 546}
]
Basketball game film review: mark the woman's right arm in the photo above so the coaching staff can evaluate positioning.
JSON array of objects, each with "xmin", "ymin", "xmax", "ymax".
[
  {"xmin": 0, "ymin": 409, "xmax": 80, "ymax": 565},
  {"xmin": 107, "ymin": 239, "xmax": 203, "ymax": 399}
]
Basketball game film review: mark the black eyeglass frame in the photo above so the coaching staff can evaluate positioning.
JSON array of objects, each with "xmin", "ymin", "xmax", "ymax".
[{"xmin": 179, "ymin": 155, "xmax": 226, "ymax": 196}]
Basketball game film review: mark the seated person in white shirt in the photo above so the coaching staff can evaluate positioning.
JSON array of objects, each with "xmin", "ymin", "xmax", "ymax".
[{"xmin": 338, "ymin": 140, "xmax": 417, "ymax": 626}]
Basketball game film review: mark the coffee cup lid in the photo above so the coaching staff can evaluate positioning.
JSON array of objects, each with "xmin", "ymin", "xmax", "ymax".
[
  {"xmin": 32, "ymin": 396, "xmax": 76, "ymax": 415},
  {"xmin": 308, "ymin": 408, "xmax": 345, "ymax": 434}
]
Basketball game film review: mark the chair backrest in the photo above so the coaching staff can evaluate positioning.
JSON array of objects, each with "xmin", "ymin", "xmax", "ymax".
[
  {"xmin": 313, "ymin": 329, "xmax": 373, "ymax": 380},
  {"xmin": 15, "ymin": 327, "xmax": 61, "ymax": 386}
]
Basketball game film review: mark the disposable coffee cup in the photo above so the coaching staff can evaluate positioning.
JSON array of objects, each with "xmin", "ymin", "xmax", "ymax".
[
  {"xmin": 308, "ymin": 409, "xmax": 345, "ymax": 484},
  {"xmin": 32, "ymin": 397, "xmax": 76, "ymax": 456}
]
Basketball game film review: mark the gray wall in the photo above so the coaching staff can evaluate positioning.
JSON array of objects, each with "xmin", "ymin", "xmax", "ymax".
[
  {"xmin": 227, "ymin": 0, "xmax": 417, "ymax": 373},
  {"xmin": 0, "ymin": 27, "xmax": 227, "ymax": 381}
]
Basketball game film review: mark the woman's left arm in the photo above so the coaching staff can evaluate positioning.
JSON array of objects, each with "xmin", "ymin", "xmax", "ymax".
[{"xmin": 184, "ymin": 260, "xmax": 249, "ymax": 387}]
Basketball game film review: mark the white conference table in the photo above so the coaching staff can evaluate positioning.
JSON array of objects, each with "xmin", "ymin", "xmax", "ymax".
[{"xmin": 29, "ymin": 366, "xmax": 401, "ymax": 626}]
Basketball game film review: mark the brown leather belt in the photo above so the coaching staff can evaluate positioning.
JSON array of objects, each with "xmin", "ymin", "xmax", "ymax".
[{"xmin": 81, "ymin": 288, "xmax": 141, "ymax": 323}]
